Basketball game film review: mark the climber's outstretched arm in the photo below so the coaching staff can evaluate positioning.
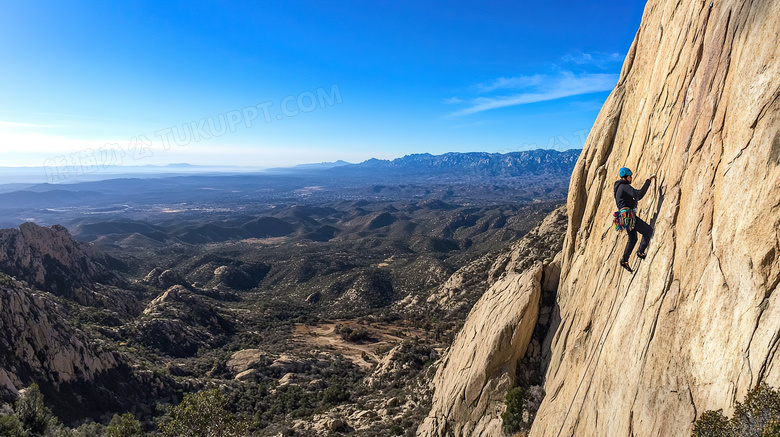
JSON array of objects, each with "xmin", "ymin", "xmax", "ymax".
[{"xmin": 635, "ymin": 178, "xmax": 653, "ymax": 201}]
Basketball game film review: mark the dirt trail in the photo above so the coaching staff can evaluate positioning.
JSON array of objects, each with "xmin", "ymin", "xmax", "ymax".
[{"xmin": 293, "ymin": 321, "xmax": 431, "ymax": 370}]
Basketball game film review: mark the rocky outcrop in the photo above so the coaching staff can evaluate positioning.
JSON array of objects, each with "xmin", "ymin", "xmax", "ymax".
[
  {"xmin": 0, "ymin": 228, "xmax": 183, "ymax": 423},
  {"xmin": 333, "ymin": 270, "xmax": 396, "ymax": 310},
  {"xmin": 0, "ymin": 274, "xmax": 132, "ymax": 422},
  {"xmin": 0, "ymin": 277, "xmax": 118, "ymax": 394},
  {"xmin": 528, "ymin": 1, "xmax": 780, "ymax": 436},
  {"xmin": 227, "ymin": 349, "xmax": 268, "ymax": 376},
  {"xmin": 418, "ymin": 208, "xmax": 566, "ymax": 436},
  {"xmin": 365, "ymin": 341, "xmax": 439, "ymax": 389},
  {"xmin": 421, "ymin": 254, "xmax": 496, "ymax": 316},
  {"xmin": 418, "ymin": 267, "xmax": 541, "ymax": 436},
  {"xmin": 0, "ymin": 223, "xmax": 138, "ymax": 315},
  {"xmin": 0, "ymin": 223, "xmax": 118, "ymax": 292},
  {"xmin": 213, "ymin": 265, "xmax": 255, "ymax": 290},
  {"xmin": 142, "ymin": 267, "xmax": 190, "ymax": 290},
  {"xmin": 421, "ymin": 208, "xmax": 566, "ymax": 317},
  {"xmin": 134, "ymin": 285, "xmax": 233, "ymax": 357}
]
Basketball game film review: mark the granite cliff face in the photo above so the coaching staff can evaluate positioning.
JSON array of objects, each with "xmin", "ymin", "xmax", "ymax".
[
  {"xmin": 0, "ymin": 223, "xmax": 127, "ymax": 401},
  {"xmin": 0, "ymin": 277, "xmax": 118, "ymax": 395},
  {"xmin": 0, "ymin": 274, "xmax": 131, "ymax": 422},
  {"xmin": 419, "ymin": 0, "xmax": 780, "ymax": 435},
  {"xmin": 0, "ymin": 223, "xmax": 138, "ymax": 315},
  {"xmin": 0, "ymin": 223, "xmax": 175, "ymax": 422},
  {"xmin": 532, "ymin": 0, "xmax": 780, "ymax": 435}
]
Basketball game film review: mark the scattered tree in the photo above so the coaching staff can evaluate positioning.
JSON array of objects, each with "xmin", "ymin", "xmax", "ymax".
[
  {"xmin": 159, "ymin": 389, "xmax": 247, "ymax": 437},
  {"xmin": 334, "ymin": 324, "xmax": 373, "ymax": 343},
  {"xmin": 692, "ymin": 383, "xmax": 780, "ymax": 437},
  {"xmin": 106, "ymin": 413, "xmax": 144, "ymax": 437},
  {"xmin": 14, "ymin": 384, "xmax": 62, "ymax": 436},
  {"xmin": 74, "ymin": 421, "xmax": 107, "ymax": 437},
  {"xmin": 502, "ymin": 387, "xmax": 527, "ymax": 435},
  {"xmin": 0, "ymin": 414, "xmax": 25, "ymax": 437}
]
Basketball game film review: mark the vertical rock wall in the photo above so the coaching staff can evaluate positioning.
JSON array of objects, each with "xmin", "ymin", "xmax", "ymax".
[{"xmin": 532, "ymin": 0, "xmax": 780, "ymax": 435}]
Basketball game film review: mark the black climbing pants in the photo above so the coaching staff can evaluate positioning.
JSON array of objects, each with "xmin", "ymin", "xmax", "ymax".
[{"xmin": 622, "ymin": 216, "xmax": 653, "ymax": 263}]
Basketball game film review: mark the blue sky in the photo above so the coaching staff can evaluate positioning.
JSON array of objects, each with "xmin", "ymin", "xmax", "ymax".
[{"xmin": 0, "ymin": 1, "xmax": 646, "ymax": 168}]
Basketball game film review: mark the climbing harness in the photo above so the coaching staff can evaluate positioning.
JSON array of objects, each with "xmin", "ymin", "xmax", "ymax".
[{"xmin": 612, "ymin": 208, "xmax": 636, "ymax": 232}]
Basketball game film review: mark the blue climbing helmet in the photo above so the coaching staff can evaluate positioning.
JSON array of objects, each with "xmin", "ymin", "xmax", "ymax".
[{"xmin": 619, "ymin": 167, "xmax": 633, "ymax": 178}]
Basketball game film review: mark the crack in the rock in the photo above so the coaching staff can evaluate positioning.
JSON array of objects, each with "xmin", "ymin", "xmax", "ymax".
[
  {"xmin": 724, "ymin": 140, "xmax": 754, "ymax": 175},
  {"xmin": 689, "ymin": 384, "xmax": 698, "ymax": 422},
  {"xmin": 749, "ymin": 85, "xmax": 780, "ymax": 129},
  {"xmin": 713, "ymin": 249, "xmax": 729, "ymax": 292}
]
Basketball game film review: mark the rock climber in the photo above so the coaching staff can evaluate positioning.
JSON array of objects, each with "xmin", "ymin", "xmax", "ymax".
[{"xmin": 614, "ymin": 167, "xmax": 656, "ymax": 273}]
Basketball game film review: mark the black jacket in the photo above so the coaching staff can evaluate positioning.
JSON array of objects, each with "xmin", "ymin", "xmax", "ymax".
[{"xmin": 614, "ymin": 178, "xmax": 651, "ymax": 210}]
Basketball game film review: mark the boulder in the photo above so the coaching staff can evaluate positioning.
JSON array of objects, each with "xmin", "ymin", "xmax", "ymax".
[
  {"xmin": 235, "ymin": 369, "xmax": 259, "ymax": 382},
  {"xmin": 365, "ymin": 341, "xmax": 438, "ymax": 389},
  {"xmin": 278, "ymin": 373, "xmax": 298, "ymax": 387},
  {"xmin": 227, "ymin": 349, "xmax": 266, "ymax": 375},
  {"xmin": 328, "ymin": 418, "xmax": 346, "ymax": 431},
  {"xmin": 269, "ymin": 354, "xmax": 307, "ymax": 374}
]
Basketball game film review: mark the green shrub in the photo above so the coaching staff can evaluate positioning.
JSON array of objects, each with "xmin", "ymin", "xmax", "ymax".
[
  {"xmin": 388, "ymin": 422, "xmax": 404, "ymax": 435},
  {"xmin": 0, "ymin": 414, "xmax": 25, "ymax": 437},
  {"xmin": 78, "ymin": 309, "xmax": 124, "ymax": 327},
  {"xmin": 74, "ymin": 421, "xmax": 107, "ymax": 437},
  {"xmin": 322, "ymin": 383, "xmax": 350, "ymax": 406},
  {"xmin": 159, "ymin": 389, "xmax": 247, "ymax": 437},
  {"xmin": 502, "ymin": 387, "xmax": 527, "ymax": 435},
  {"xmin": 15, "ymin": 383, "xmax": 61, "ymax": 436},
  {"xmin": 106, "ymin": 413, "xmax": 144, "ymax": 437},
  {"xmin": 692, "ymin": 410, "xmax": 732, "ymax": 437},
  {"xmin": 334, "ymin": 324, "xmax": 373, "ymax": 343},
  {"xmin": 692, "ymin": 383, "xmax": 780, "ymax": 437},
  {"xmin": 764, "ymin": 418, "xmax": 780, "ymax": 436}
]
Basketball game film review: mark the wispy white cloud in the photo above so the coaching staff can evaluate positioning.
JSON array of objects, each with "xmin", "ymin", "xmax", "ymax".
[
  {"xmin": 561, "ymin": 52, "xmax": 623, "ymax": 68},
  {"xmin": 442, "ymin": 97, "xmax": 463, "ymax": 104},
  {"xmin": 448, "ymin": 72, "xmax": 618, "ymax": 117},
  {"xmin": 474, "ymin": 74, "xmax": 545, "ymax": 93}
]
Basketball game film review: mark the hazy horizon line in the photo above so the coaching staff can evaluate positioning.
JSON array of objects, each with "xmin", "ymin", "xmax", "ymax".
[{"xmin": 0, "ymin": 147, "xmax": 583, "ymax": 170}]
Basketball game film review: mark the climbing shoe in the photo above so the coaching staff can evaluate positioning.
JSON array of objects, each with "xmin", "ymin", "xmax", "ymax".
[
  {"xmin": 637, "ymin": 252, "xmax": 647, "ymax": 259},
  {"xmin": 620, "ymin": 261, "xmax": 633, "ymax": 273}
]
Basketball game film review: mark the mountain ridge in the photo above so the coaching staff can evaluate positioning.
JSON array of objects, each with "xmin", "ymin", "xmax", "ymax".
[{"xmin": 336, "ymin": 149, "xmax": 581, "ymax": 177}]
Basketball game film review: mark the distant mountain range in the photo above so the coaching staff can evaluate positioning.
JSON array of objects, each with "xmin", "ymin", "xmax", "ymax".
[
  {"xmin": 338, "ymin": 149, "xmax": 580, "ymax": 177},
  {"xmin": 274, "ymin": 160, "xmax": 353, "ymax": 171},
  {"xmin": 0, "ymin": 148, "xmax": 582, "ymax": 228},
  {"xmin": 0, "ymin": 149, "xmax": 580, "ymax": 186}
]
